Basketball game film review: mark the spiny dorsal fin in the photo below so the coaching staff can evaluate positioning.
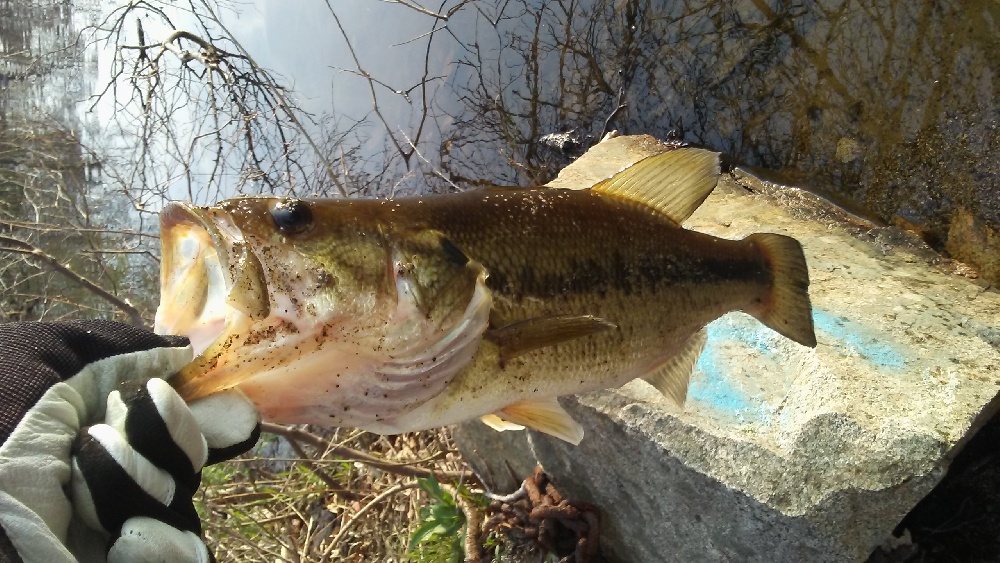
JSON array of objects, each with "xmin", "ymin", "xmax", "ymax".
[
  {"xmin": 485, "ymin": 397, "xmax": 585, "ymax": 445},
  {"xmin": 643, "ymin": 328, "xmax": 708, "ymax": 405},
  {"xmin": 591, "ymin": 147, "xmax": 721, "ymax": 224},
  {"xmin": 485, "ymin": 315, "xmax": 617, "ymax": 367}
]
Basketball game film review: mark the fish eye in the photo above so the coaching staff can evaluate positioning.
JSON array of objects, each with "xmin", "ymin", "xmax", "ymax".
[{"xmin": 270, "ymin": 199, "xmax": 313, "ymax": 235}]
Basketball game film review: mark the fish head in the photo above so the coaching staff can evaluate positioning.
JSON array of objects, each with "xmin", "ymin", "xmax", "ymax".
[{"xmin": 155, "ymin": 197, "xmax": 491, "ymax": 424}]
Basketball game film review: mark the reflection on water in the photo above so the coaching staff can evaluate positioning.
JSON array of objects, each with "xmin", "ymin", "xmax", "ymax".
[
  {"xmin": 436, "ymin": 0, "xmax": 996, "ymax": 243},
  {"xmin": 0, "ymin": 0, "xmax": 120, "ymax": 322},
  {"xmin": 1, "ymin": 0, "xmax": 997, "ymax": 322},
  {"xmin": 250, "ymin": 0, "xmax": 997, "ymax": 266},
  {"xmin": 0, "ymin": 0, "xmax": 94, "ymax": 120}
]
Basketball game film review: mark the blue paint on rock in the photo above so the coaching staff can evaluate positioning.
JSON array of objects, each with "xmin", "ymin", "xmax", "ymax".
[
  {"xmin": 687, "ymin": 308, "xmax": 907, "ymax": 425},
  {"xmin": 687, "ymin": 318, "xmax": 774, "ymax": 426},
  {"xmin": 812, "ymin": 309, "xmax": 906, "ymax": 370}
]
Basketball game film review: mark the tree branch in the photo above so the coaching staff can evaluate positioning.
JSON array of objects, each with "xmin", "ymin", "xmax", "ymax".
[
  {"xmin": 261, "ymin": 422, "xmax": 467, "ymax": 481},
  {"xmin": 0, "ymin": 236, "xmax": 146, "ymax": 327}
]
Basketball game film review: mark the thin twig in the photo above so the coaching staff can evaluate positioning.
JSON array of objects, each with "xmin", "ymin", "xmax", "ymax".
[
  {"xmin": 261, "ymin": 422, "xmax": 468, "ymax": 481},
  {"xmin": 385, "ymin": 0, "xmax": 472, "ymax": 20},
  {"xmin": 0, "ymin": 235, "xmax": 146, "ymax": 327},
  {"xmin": 329, "ymin": 482, "xmax": 418, "ymax": 549},
  {"xmin": 279, "ymin": 428, "xmax": 363, "ymax": 501}
]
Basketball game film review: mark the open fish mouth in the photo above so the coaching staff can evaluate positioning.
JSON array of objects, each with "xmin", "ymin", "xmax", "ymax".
[{"xmin": 154, "ymin": 202, "xmax": 269, "ymax": 358}]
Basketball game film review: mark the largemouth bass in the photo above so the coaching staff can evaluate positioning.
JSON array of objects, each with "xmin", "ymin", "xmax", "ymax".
[{"xmin": 155, "ymin": 147, "xmax": 816, "ymax": 444}]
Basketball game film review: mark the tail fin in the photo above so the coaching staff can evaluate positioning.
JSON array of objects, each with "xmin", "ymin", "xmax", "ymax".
[{"xmin": 745, "ymin": 233, "xmax": 817, "ymax": 348}]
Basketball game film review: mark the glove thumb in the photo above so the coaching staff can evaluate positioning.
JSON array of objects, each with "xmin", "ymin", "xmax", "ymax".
[{"xmin": 108, "ymin": 516, "xmax": 211, "ymax": 563}]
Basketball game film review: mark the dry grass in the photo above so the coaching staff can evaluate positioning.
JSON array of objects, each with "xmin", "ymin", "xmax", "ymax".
[{"xmin": 195, "ymin": 424, "xmax": 481, "ymax": 562}]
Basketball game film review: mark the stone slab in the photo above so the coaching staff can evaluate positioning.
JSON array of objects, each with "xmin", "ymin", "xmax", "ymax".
[{"xmin": 453, "ymin": 135, "xmax": 1000, "ymax": 562}]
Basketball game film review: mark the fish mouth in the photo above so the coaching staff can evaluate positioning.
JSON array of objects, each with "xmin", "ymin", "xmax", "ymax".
[{"xmin": 155, "ymin": 202, "xmax": 270, "ymax": 357}]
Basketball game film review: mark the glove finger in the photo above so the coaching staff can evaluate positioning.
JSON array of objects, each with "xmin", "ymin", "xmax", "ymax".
[
  {"xmin": 188, "ymin": 389, "xmax": 261, "ymax": 465},
  {"xmin": 112, "ymin": 378, "xmax": 209, "ymax": 486},
  {"xmin": 71, "ymin": 424, "xmax": 201, "ymax": 536},
  {"xmin": 0, "ymin": 320, "xmax": 191, "ymax": 446},
  {"xmin": 108, "ymin": 516, "xmax": 211, "ymax": 563}
]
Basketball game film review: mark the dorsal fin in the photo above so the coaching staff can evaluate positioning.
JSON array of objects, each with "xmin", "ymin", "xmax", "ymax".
[{"xmin": 591, "ymin": 147, "xmax": 721, "ymax": 224}]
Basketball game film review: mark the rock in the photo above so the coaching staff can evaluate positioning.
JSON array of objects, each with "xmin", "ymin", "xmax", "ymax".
[
  {"xmin": 452, "ymin": 135, "xmax": 1000, "ymax": 562},
  {"xmin": 947, "ymin": 208, "xmax": 1000, "ymax": 284}
]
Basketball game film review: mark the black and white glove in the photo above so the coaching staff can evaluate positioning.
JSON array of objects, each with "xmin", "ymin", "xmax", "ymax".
[{"xmin": 0, "ymin": 320, "xmax": 260, "ymax": 562}]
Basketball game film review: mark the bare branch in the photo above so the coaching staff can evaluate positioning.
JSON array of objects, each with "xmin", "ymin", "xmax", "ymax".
[
  {"xmin": 328, "ymin": 482, "xmax": 418, "ymax": 550},
  {"xmin": 261, "ymin": 422, "xmax": 466, "ymax": 481},
  {"xmin": 0, "ymin": 236, "xmax": 146, "ymax": 327},
  {"xmin": 385, "ymin": 0, "xmax": 472, "ymax": 21}
]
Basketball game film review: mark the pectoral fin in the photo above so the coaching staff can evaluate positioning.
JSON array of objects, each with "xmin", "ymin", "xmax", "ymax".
[
  {"xmin": 643, "ymin": 328, "xmax": 707, "ymax": 405},
  {"xmin": 486, "ymin": 315, "xmax": 617, "ymax": 366},
  {"xmin": 485, "ymin": 397, "xmax": 585, "ymax": 445},
  {"xmin": 479, "ymin": 413, "xmax": 525, "ymax": 432}
]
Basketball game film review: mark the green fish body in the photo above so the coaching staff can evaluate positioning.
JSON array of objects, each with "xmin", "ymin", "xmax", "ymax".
[{"xmin": 157, "ymin": 148, "xmax": 815, "ymax": 443}]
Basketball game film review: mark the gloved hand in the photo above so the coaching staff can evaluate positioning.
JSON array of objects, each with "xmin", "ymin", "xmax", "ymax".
[{"xmin": 0, "ymin": 320, "xmax": 260, "ymax": 562}]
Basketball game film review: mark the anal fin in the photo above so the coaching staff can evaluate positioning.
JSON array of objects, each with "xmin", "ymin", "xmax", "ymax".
[
  {"xmin": 485, "ymin": 315, "xmax": 616, "ymax": 366},
  {"xmin": 643, "ymin": 328, "xmax": 707, "ymax": 405},
  {"xmin": 483, "ymin": 397, "xmax": 585, "ymax": 445}
]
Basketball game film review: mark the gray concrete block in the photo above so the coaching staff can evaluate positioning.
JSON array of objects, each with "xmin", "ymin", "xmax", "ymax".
[{"xmin": 453, "ymin": 135, "xmax": 1000, "ymax": 562}]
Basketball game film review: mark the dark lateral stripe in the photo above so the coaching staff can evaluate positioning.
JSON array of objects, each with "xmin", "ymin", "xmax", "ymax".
[
  {"xmin": 439, "ymin": 236, "xmax": 470, "ymax": 266},
  {"xmin": 72, "ymin": 432, "xmax": 202, "ymax": 535},
  {"xmin": 487, "ymin": 250, "xmax": 768, "ymax": 299}
]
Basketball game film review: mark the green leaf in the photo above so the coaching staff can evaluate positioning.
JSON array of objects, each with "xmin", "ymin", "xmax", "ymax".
[
  {"xmin": 409, "ymin": 520, "xmax": 449, "ymax": 550},
  {"xmin": 441, "ymin": 519, "xmax": 463, "ymax": 537},
  {"xmin": 418, "ymin": 476, "xmax": 446, "ymax": 502},
  {"xmin": 429, "ymin": 503, "xmax": 457, "ymax": 521}
]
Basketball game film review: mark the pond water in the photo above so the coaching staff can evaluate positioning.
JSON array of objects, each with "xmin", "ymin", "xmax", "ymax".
[
  {"xmin": 237, "ymin": 0, "xmax": 998, "ymax": 240},
  {"xmin": 1, "ymin": 0, "xmax": 997, "ymax": 322}
]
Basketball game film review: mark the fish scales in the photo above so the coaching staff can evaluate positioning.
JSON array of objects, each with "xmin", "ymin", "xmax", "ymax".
[
  {"xmin": 155, "ymin": 147, "xmax": 816, "ymax": 444},
  {"xmin": 379, "ymin": 189, "xmax": 773, "ymax": 430}
]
